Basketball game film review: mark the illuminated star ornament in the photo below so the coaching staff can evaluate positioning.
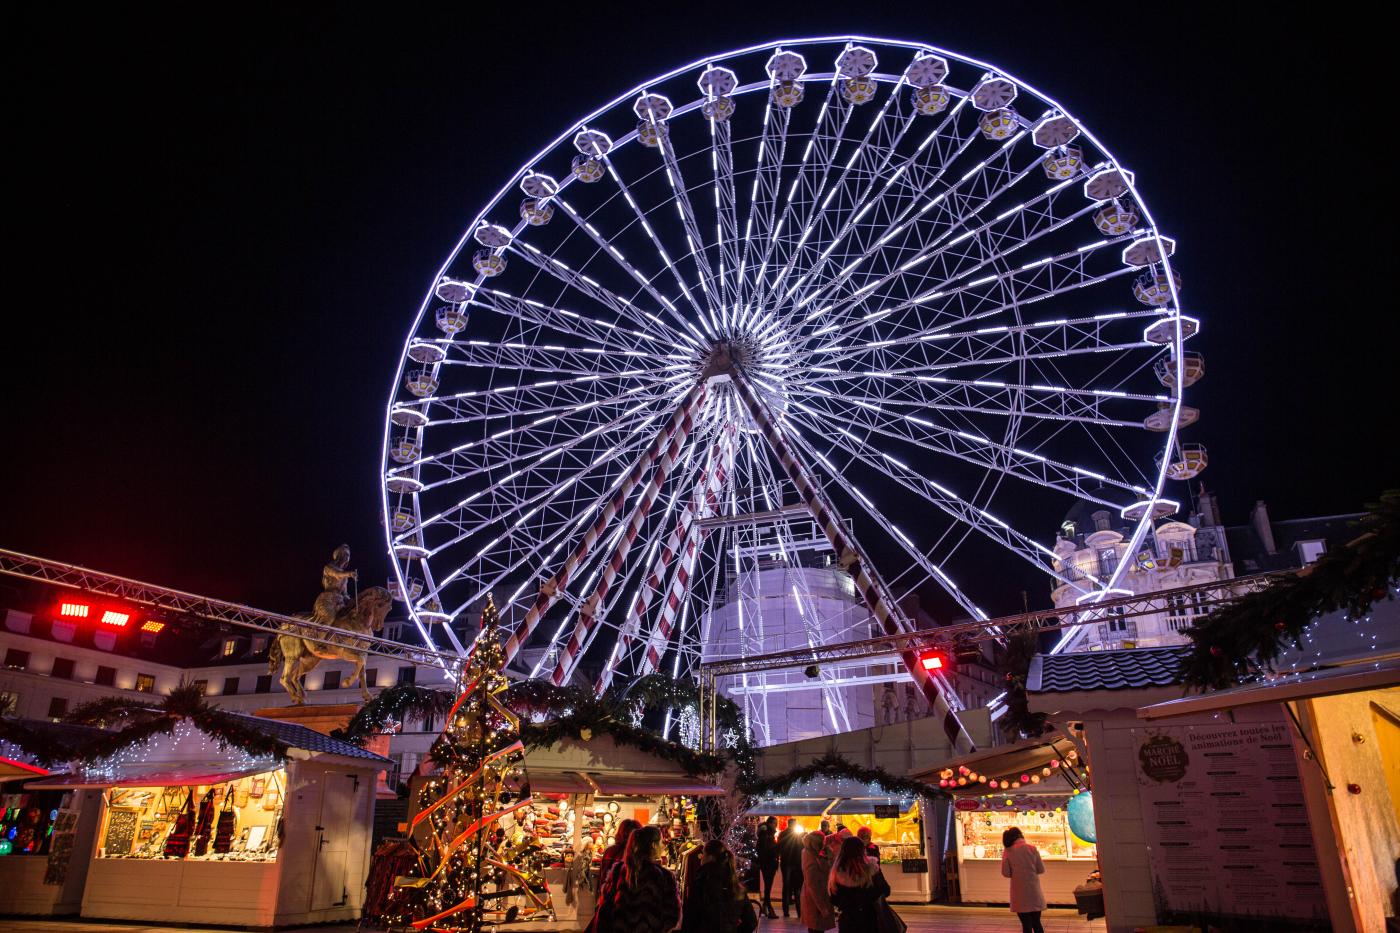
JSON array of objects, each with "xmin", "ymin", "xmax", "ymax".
[{"xmin": 394, "ymin": 595, "xmax": 553, "ymax": 932}]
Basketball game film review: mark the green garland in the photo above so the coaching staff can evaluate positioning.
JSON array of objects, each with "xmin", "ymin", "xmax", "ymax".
[
  {"xmin": 739, "ymin": 751, "xmax": 947, "ymax": 805},
  {"xmin": 332, "ymin": 683, "xmax": 455, "ymax": 743},
  {"xmin": 1181, "ymin": 491, "xmax": 1400, "ymax": 689},
  {"xmin": 335, "ymin": 675, "xmax": 750, "ymax": 779},
  {"xmin": 0, "ymin": 720, "xmax": 101, "ymax": 766}
]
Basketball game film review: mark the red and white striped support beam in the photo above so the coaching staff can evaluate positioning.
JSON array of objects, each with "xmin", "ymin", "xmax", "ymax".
[
  {"xmin": 501, "ymin": 381, "xmax": 711, "ymax": 664},
  {"xmin": 549, "ymin": 383, "xmax": 709, "ymax": 685},
  {"xmin": 724, "ymin": 355, "xmax": 977, "ymax": 754},
  {"xmin": 595, "ymin": 422, "xmax": 736, "ymax": 695}
]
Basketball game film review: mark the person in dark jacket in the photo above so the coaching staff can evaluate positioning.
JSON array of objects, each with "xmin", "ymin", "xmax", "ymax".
[
  {"xmin": 594, "ymin": 825, "xmax": 680, "ymax": 933},
  {"xmin": 828, "ymin": 836, "xmax": 891, "ymax": 933},
  {"xmin": 681, "ymin": 839, "xmax": 746, "ymax": 933},
  {"xmin": 755, "ymin": 816, "xmax": 779, "ymax": 918},
  {"xmin": 778, "ymin": 819, "xmax": 805, "ymax": 917}
]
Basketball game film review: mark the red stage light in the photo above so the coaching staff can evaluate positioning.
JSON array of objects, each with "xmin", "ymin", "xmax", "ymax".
[
  {"xmin": 140, "ymin": 620, "xmax": 165, "ymax": 633},
  {"xmin": 99, "ymin": 610, "xmax": 131, "ymax": 628},
  {"xmin": 919, "ymin": 652, "xmax": 944, "ymax": 671},
  {"xmin": 59, "ymin": 602, "xmax": 91, "ymax": 618}
]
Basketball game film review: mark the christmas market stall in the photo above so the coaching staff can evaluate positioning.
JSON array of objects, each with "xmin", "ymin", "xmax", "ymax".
[
  {"xmin": 910, "ymin": 735, "xmax": 1092, "ymax": 906},
  {"xmin": 21, "ymin": 712, "xmax": 389, "ymax": 927},
  {"xmin": 0, "ymin": 720, "xmax": 110, "ymax": 916},
  {"xmin": 1140, "ymin": 657, "xmax": 1400, "ymax": 933}
]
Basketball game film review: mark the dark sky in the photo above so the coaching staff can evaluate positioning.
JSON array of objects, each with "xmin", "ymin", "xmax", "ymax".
[{"xmin": 4, "ymin": 5, "xmax": 1394, "ymax": 614}]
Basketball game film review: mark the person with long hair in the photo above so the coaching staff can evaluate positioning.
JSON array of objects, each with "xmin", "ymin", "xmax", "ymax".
[
  {"xmin": 827, "ymin": 835, "xmax": 890, "ymax": 933},
  {"xmin": 592, "ymin": 825, "xmax": 680, "ymax": 933},
  {"xmin": 598, "ymin": 818, "xmax": 642, "ymax": 889},
  {"xmin": 799, "ymin": 831, "xmax": 836, "ymax": 933},
  {"xmin": 681, "ymin": 839, "xmax": 749, "ymax": 933},
  {"xmin": 1000, "ymin": 827, "xmax": 1047, "ymax": 933}
]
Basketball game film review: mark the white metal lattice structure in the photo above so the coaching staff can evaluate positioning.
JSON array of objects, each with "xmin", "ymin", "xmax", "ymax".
[{"xmin": 381, "ymin": 37, "xmax": 1195, "ymax": 703}]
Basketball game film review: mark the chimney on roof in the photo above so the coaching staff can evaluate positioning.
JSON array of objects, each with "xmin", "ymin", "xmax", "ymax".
[{"xmin": 1251, "ymin": 500, "xmax": 1277, "ymax": 555}]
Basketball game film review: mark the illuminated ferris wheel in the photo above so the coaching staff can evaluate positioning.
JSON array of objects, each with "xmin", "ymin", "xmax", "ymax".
[{"xmin": 380, "ymin": 36, "xmax": 1201, "ymax": 714}]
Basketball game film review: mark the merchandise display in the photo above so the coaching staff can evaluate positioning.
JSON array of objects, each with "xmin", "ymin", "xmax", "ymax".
[
  {"xmin": 96, "ymin": 768, "xmax": 285, "ymax": 862},
  {"xmin": 955, "ymin": 805, "xmax": 1096, "ymax": 861}
]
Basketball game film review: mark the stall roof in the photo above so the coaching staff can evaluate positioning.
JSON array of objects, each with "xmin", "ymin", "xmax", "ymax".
[
  {"xmin": 748, "ymin": 798, "xmax": 835, "ymax": 817},
  {"xmin": 0, "ymin": 755, "xmax": 47, "ymax": 782},
  {"xmin": 528, "ymin": 770, "xmax": 598, "ymax": 795},
  {"xmin": 27, "ymin": 763, "xmax": 275, "ymax": 791},
  {"xmin": 827, "ymin": 797, "xmax": 915, "ymax": 816},
  {"xmin": 589, "ymin": 772, "xmax": 724, "ymax": 796},
  {"xmin": 909, "ymin": 734, "xmax": 1077, "ymax": 789},
  {"xmin": 229, "ymin": 713, "xmax": 391, "ymax": 762},
  {"xmin": 1138, "ymin": 658, "xmax": 1400, "ymax": 720},
  {"xmin": 1029, "ymin": 647, "xmax": 1188, "ymax": 693}
]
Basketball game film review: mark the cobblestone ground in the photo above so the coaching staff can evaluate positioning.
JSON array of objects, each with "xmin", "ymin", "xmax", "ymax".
[{"xmin": 0, "ymin": 907, "xmax": 1107, "ymax": 933}]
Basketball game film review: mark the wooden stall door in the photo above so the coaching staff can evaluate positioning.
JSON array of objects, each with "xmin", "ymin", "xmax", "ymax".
[{"xmin": 311, "ymin": 771, "xmax": 360, "ymax": 912}]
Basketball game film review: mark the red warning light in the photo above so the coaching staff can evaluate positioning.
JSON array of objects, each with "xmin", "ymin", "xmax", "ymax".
[
  {"xmin": 59, "ymin": 602, "xmax": 91, "ymax": 618},
  {"xmin": 99, "ymin": 610, "xmax": 131, "ymax": 628},
  {"xmin": 919, "ymin": 652, "xmax": 945, "ymax": 672}
]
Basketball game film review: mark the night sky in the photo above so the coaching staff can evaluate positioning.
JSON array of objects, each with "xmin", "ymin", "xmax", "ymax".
[{"xmin": 5, "ymin": 6, "xmax": 1393, "ymax": 615}]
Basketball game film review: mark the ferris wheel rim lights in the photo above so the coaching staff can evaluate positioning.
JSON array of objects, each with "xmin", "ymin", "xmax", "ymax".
[{"xmin": 380, "ymin": 36, "xmax": 1194, "ymax": 674}]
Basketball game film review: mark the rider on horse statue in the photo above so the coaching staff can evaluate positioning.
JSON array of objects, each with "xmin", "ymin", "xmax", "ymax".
[{"xmin": 312, "ymin": 544, "xmax": 358, "ymax": 627}]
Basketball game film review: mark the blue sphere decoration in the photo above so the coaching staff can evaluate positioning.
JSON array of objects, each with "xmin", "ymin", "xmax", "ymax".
[{"xmin": 1066, "ymin": 791, "xmax": 1096, "ymax": 843}]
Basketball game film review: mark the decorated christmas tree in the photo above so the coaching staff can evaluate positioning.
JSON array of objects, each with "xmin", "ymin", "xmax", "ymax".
[{"xmin": 395, "ymin": 595, "xmax": 553, "ymax": 931}]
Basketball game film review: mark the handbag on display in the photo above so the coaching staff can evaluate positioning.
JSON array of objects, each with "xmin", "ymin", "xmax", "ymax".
[
  {"xmin": 213, "ymin": 788, "xmax": 237, "ymax": 854},
  {"xmin": 192, "ymin": 789, "xmax": 216, "ymax": 857},
  {"xmin": 163, "ymin": 790, "xmax": 194, "ymax": 859}
]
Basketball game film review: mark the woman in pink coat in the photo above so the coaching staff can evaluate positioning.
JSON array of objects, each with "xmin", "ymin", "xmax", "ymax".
[{"xmin": 1000, "ymin": 827, "xmax": 1046, "ymax": 933}]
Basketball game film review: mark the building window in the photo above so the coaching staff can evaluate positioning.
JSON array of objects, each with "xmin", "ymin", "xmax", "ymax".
[
  {"xmin": 365, "ymin": 669, "xmax": 378, "ymax": 689},
  {"xmin": 47, "ymin": 697, "xmax": 69, "ymax": 720},
  {"xmin": 1296, "ymin": 539, "xmax": 1327, "ymax": 565},
  {"xmin": 134, "ymin": 673, "xmax": 156, "ymax": 693},
  {"xmin": 1092, "ymin": 510, "xmax": 1111, "ymax": 532},
  {"xmin": 255, "ymin": 675, "xmax": 272, "ymax": 694},
  {"xmin": 0, "ymin": 691, "xmax": 19, "ymax": 717},
  {"xmin": 222, "ymin": 677, "xmax": 240, "ymax": 696},
  {"xmin": 322, "ymin": 670, "xmax": 342, "ymax": 690},
  {"xmin": 51, "ymin": 658, "xmax": 75, "ymax": 680},
  {"xmin": 95, "ymin": 665, "xmax": 116, "ymax": 687},
  {"xmin": 4, "ymin": 649, "xmax": 30, "ymax": 671},
  {"xmin": 191, "ymin": 680, "xmax": 208, "ymax": 695},
  {"xmin": 222, "ymin": 638, "xmax": 238, "ymax": 657},
  {"xmin": 397, "ymin": 666, "xmax": 417, "ymax": 685}
]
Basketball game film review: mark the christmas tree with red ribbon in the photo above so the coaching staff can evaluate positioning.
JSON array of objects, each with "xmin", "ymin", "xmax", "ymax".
[{"xmin": 395, "ymin": 595, "xmax": 553, "ymax": 932}]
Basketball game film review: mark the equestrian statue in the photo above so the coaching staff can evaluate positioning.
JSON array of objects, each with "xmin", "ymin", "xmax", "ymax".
[{"xmin": 269, "ymin": 544, "xmax": 392, "ymax": 704}]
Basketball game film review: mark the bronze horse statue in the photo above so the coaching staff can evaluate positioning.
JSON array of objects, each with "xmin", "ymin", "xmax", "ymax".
[{"xmin": 268, "ymin": 586, "xmax": 392, "ymax": 703}]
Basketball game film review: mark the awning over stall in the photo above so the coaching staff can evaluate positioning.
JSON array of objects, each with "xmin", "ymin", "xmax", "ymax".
[
  {"xmin": 590, "ymin": 773, "xmax": 724, "ymax": 796},
  {"xmin": 1138, "ymin": 657, "xmax": 1400, "ymax": 720},
  {"xmin": 747, "ymin": 798, "xmax": 835, "ymax": 816},
  {"xmin": 827, "ymin": 796, "xmax": 915, "ymax": 815},
  {"xmin": 26, "ymin": 763, "xmax": 276, "ymax": 791},
  {"xmin": 0, "ymin": 755, "xmax": 46, "ymax": 782}
]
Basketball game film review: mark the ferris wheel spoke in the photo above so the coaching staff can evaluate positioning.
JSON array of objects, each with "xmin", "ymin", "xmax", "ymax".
[
  {"xmin": 787, "ymin": 393, "xmax": 1141, "ymax": 503},
  {"xmin": 412, "ymin": 375, "xmax": 675, "ymax": 429},
  {"xmin": 746, "ymin": 74, "xmax": 849, "ymax": 319},
  {"xmin": 437, "ymin": 338, "xmax": 665, "ymax": 379},
  {"xmin": 763, "ymin": 66, "xmax": 926, "ymax": 305},
  {"xmin": 783, "ymin": 97, "xmax": 976, "ymax": 305},
  {"xmin": 509, "ymin": 239, "xmax": 701, "ymax": 348},
  {"xmin": 468, "ymin": 286, "xmax": 675, "ymax": 353},
  {"xmin": 655, "ymin": 129, "xmax": 723, "ymax": 309},
  {"xmin": 735, "ymin": 76, "xmax": 792, "ymax": 324},
  {"xmin": 796, "ymin": 376, "xmax": 1148, "ymax": 429},
  {"xmin": 776, "ymin": 424, "xmax": 992, "ymax": 623},
  {"xmin": 593, "ymin": 156, "xmax": 716, "ymax": 337},
  {"xmin": 782, "ymin": 416, "xmax": 1098, "ymax": 596},
  {"xmin": 790, "ymin": 124, "xmax": 1031, "ymax": 320},
  {"xmin": 797, "ymin": 247, "xmax": 1141, "ymax": 368},
  {"xmin": 707, "ymin": 113, "xmax": 742, "ymax": 323},
  {"xmin": 403, "ymin": 393, "xmax": 671, "ymax": 492},
  {"xmin": 796, "ymin": 167, "xmax": 1094, "ymax": 343}
]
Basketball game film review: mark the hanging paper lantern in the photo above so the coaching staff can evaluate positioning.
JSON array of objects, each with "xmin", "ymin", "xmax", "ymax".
[
  {"xmin": 1049, "ymin": 759, "xmax": 1060, "ymax": 768},
  {"xmin": 1020, "ymin": 774, "xmax": 1031, "ymax": 783},
  {"xmin": 1066, "ymin": 790, "xmax": 1096, "ymax": 844}
]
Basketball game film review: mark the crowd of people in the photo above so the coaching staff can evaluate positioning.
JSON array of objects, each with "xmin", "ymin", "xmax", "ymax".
[{"xmin": 585, "ymin": 816, "xmax": 1047, "ymax": 933}]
